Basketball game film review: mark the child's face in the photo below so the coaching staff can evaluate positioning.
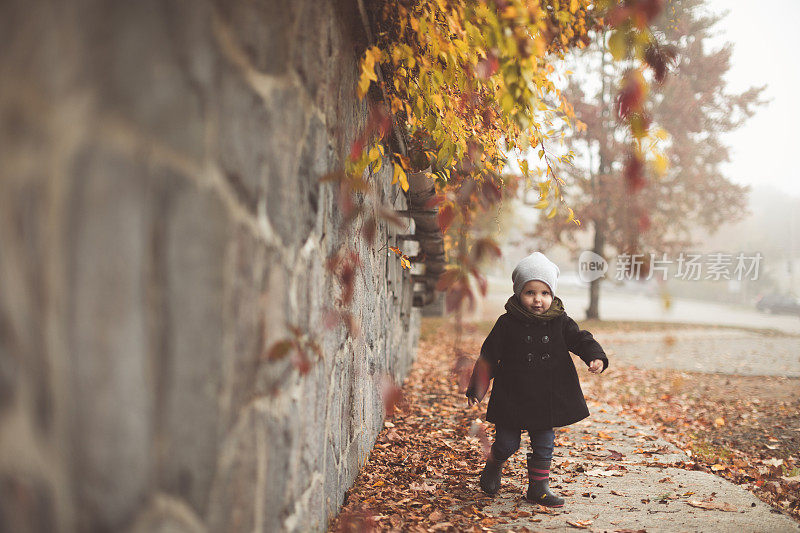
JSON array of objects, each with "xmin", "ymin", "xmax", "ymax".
[{"xmin": 519, "ymin": 280, "xmax": 553, "ymax": 315}]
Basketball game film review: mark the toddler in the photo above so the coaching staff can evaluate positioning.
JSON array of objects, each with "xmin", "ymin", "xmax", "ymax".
[{"xmin": 465, "ymin": 252, "xmax": 608, "ymax": 507}]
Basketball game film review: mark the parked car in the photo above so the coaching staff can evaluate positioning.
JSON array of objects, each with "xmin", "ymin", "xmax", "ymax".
[{"xmin": 755, "ymin": 294, "xmax": 800, "ymax": 316}]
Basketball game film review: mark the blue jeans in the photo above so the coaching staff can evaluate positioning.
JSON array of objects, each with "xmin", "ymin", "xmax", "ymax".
[{"xmin": 491, "ymin": 425, "xmax": 555, "ymax": 463}]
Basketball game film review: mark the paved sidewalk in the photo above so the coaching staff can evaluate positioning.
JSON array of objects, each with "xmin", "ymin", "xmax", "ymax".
[
  {"xmin": 473, "ymin": 400, "xmax": 800, "ymax": 532},
  {"xmin": 596, "ymin": 328, "xmax": 800, "ymax": 377}
]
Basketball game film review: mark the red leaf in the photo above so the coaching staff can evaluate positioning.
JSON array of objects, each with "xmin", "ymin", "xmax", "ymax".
[
  {"xmin": 474, "ymin": 52, "xmax": 499, "ymax": 79},
  {"xmin": 469, "ymin": 420, "xmax": 492, "ymax": 458},
  {"xmin": 349, "ymin": 138, "xmax": 365, "ymax": 160},
  {"xmin": 638, "ymin": 212, "xmax": 651, "ymax": 233},
  {"xmin": 322, "ymin": 308, "xmax": 341, "ymax": 330},
  {"xmin": 266, "ymin": 340, "xmax": 294, "ymax": 361},
  {"xmin": 438, "ymin": 203, "xmax": 456, "ymax": 233},
  {"xmin": 616, "ymin": 70, "xmax": 645, "ymax": 120},
  {"xmin": 361, "ymin": 215, "xmax": 377, "ymax": 244},
  {"xmin": 451, "ymin": 353, "xmax": 474, "ymax": 392},
  {"xmin": 624, "ymin": 152, "xmax": 645, "ymax": 193},
  {"xmin": 380, "ymin": 374, "xmax": 403, "ymax": 417},
  {"xmin": 435, "ymin": 267, "xmax": 462, "ymax": 291}
]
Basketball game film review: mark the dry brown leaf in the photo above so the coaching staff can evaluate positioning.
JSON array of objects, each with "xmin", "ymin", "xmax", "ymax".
[
  {"xmin": 409, "ymin": 481, "xmax": 436, "ymax": 492},
  {"xmin": 585, "ymin": 468, "xmax": 618, "ymax": 477},
  {"xmin": 567, "ymin": 519, "xmax": 594, "ymax": 529},
  {"xmin": 428, "ymin": 509, "xmax": 444, "ymax": 521},
  {"xmin": 687, "ymin": 500, "xmax": 737, "ymax": 512}
]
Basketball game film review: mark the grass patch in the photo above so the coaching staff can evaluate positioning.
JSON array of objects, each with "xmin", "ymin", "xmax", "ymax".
[{"xmin": 690, "ymin": 439, "xmax": 734, "ymax": 463}]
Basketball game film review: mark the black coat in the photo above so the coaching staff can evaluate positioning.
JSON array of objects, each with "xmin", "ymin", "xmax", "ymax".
[{"xmin": 466, "ymin": 301, "xmax": 608, "ymax": 431}]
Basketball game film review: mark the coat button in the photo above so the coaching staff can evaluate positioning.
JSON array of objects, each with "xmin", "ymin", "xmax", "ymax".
[
  {"xmin": 541, "ymin": 353, "xmax": 550, "ymax": 360},
  {"xmin": 526, "ymin": 353, "xmax": 533, "ymax": 362},
  {"xmin": 526, "ymin": 335, "xmax": 532, "ymax": 343},
  {"xmin": 542, "ymin": 335, "xmax": 550, "ymax": 343}
]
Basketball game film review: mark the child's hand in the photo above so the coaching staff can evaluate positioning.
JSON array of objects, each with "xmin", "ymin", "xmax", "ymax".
[{"xmin": 588, "ymin": 359, "xmax": 604, "ymax": 374}]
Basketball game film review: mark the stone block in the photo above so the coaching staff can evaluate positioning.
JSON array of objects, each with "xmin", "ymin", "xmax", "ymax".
[
  {"xmin": 292, "ymin": 0, "xmax": 334, "ymax": 106},
  {"xmin": 207, "ymin": 404, "xmax": 290, "ymax": 533},
  {"xmin": 213, "ymin": 0, "xmax": 296, "ymax": 75},
  {"xmin": 158, "ymin": 182, "xmax": 231, "ymax": 515},
  {"xmin": 128, "ymin": 494, "xmax": 205, "ymax": 533},
  {"xmin": 0, "ymin": 473, "xmax": 56, "ymax": 533},
  {"xmin": 296, "ymin": 114, "xmax": 329, "ymax": 243},
  {"xmin": 67, "ymin": 148, "xmax": 152, "ymax": 531},
  {"xmin": 81, "ymin": 1, "xmax": 207, "ymax": 160},
  {"xmin": 220, "ymin": 226, "xmax": 271, "ymax": 430}
]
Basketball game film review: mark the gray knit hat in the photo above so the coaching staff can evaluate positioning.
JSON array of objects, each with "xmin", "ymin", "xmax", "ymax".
[{"xmin": 512, "ymin": 252, "xmax": 560, "ymax": 297}]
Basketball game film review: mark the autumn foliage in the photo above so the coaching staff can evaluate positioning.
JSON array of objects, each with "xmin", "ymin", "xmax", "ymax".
[
  {"xmin": 352, "ymin": 0, "xmax": 674, "ymax": 317},
  {"xmin": 271, "ymin": 0, "xmax": 675, "ymax": 380}
]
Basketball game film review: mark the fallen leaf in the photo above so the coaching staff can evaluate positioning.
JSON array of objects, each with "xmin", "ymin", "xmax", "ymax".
[
  {"xmin": 763, "ymin": 458, "xmax": 784, "ymax": 467},
  {"xmin": 607, "ymin": 449, "xmax": 625, "ymax": 461},
  {"xmin": 409, "ymin": 481, "xmax": 436, "ymax": 492},
  {"xmin": 585, "ymin": 469, "xmax": 618, "ymax": 477},
  {"xmin": 710, "ymin": 464, "xmax": 726, "ymax": 472},
  {"xmin": 687, "ymin": 500, "xmax": 736, "ymax": 512},
  {"xmin": 611, "ymin": 490, "xmax": 626, "ymax": 496},
  {"xmin": 567, "ymin": 519, "xmax": 594, "ymax": 529}
]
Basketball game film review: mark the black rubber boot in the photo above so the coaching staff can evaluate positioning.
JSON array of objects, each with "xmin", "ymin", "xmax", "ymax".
[
  {"xmin": 478, "ymin": 451, "xmax": 505, "ymax": 495},
  {"xmin": 525, "ymin": 454, "xmax": 564, "ymax": 507}
]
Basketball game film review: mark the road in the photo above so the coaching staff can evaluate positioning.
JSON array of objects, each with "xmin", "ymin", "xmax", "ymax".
[{"xmin": 472, "ymin": 277, "xmax": 800, "ymax": 335}]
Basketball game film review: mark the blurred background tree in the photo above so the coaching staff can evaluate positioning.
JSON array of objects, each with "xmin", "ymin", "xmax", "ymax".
[{"xmin": 532, "ymin": 0, "xmax": 766, "ymax": 318}]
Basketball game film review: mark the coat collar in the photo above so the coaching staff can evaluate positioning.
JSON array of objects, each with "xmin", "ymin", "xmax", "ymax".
[{"xmin": 505, "ymin": 295, "xmax": 565, "ymax": 324}]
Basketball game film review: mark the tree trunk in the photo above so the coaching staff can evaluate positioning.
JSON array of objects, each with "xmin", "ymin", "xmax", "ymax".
[
  {"xmin": 586, "ymin": 30, "xmax": 611, "ymax": 321},
  {"xmin": 586, "ymin": 219, "xmax": 606, "ymax": 319}
]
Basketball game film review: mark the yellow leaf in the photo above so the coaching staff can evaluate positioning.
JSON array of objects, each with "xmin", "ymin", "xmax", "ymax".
[
  {"xmin": 711, "ymin": 464, "xmax": 726, "ymax": 471},
  {"xmin": 357, "ymin": 74, "xmax": 372, "ymax": 99},
  {"xmin": 392, "ymin": 163, "xmax": 402, "ymax": 185},
  {"xmin": 397, "ymin": 166, "xmax": 409, "ymax": 192},
  {"xmin": 546, "ymin": 207, "xmax": 557, "ymax": 219},
  {"xmin": 534, "ymin": 198, "xmax": 549, "ymax": 209},
  {"xmin": 368, "ymin": 144, "xmax": 380, "ymax": 162},
  {"xmin": 653, "ymin": 153, "xmax": 669, "ymax": 176},
  {"xmin": 608, "ymin": 30, "xmax": 627, "ymax": 62}
]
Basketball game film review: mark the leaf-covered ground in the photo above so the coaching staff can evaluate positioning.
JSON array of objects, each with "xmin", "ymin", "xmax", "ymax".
[
  {"xmin": 586, "ymin": 363, "xmax": 800, "ymax": 519},
  {"xmin": 328, "ymin": 318, "xmax": 800, "ymax": 531}
]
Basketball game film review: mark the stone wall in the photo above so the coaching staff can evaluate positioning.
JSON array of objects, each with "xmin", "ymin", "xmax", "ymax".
[{"xmin": 0, "ymin": 1, "xmax": 420, "ymax": 531}]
